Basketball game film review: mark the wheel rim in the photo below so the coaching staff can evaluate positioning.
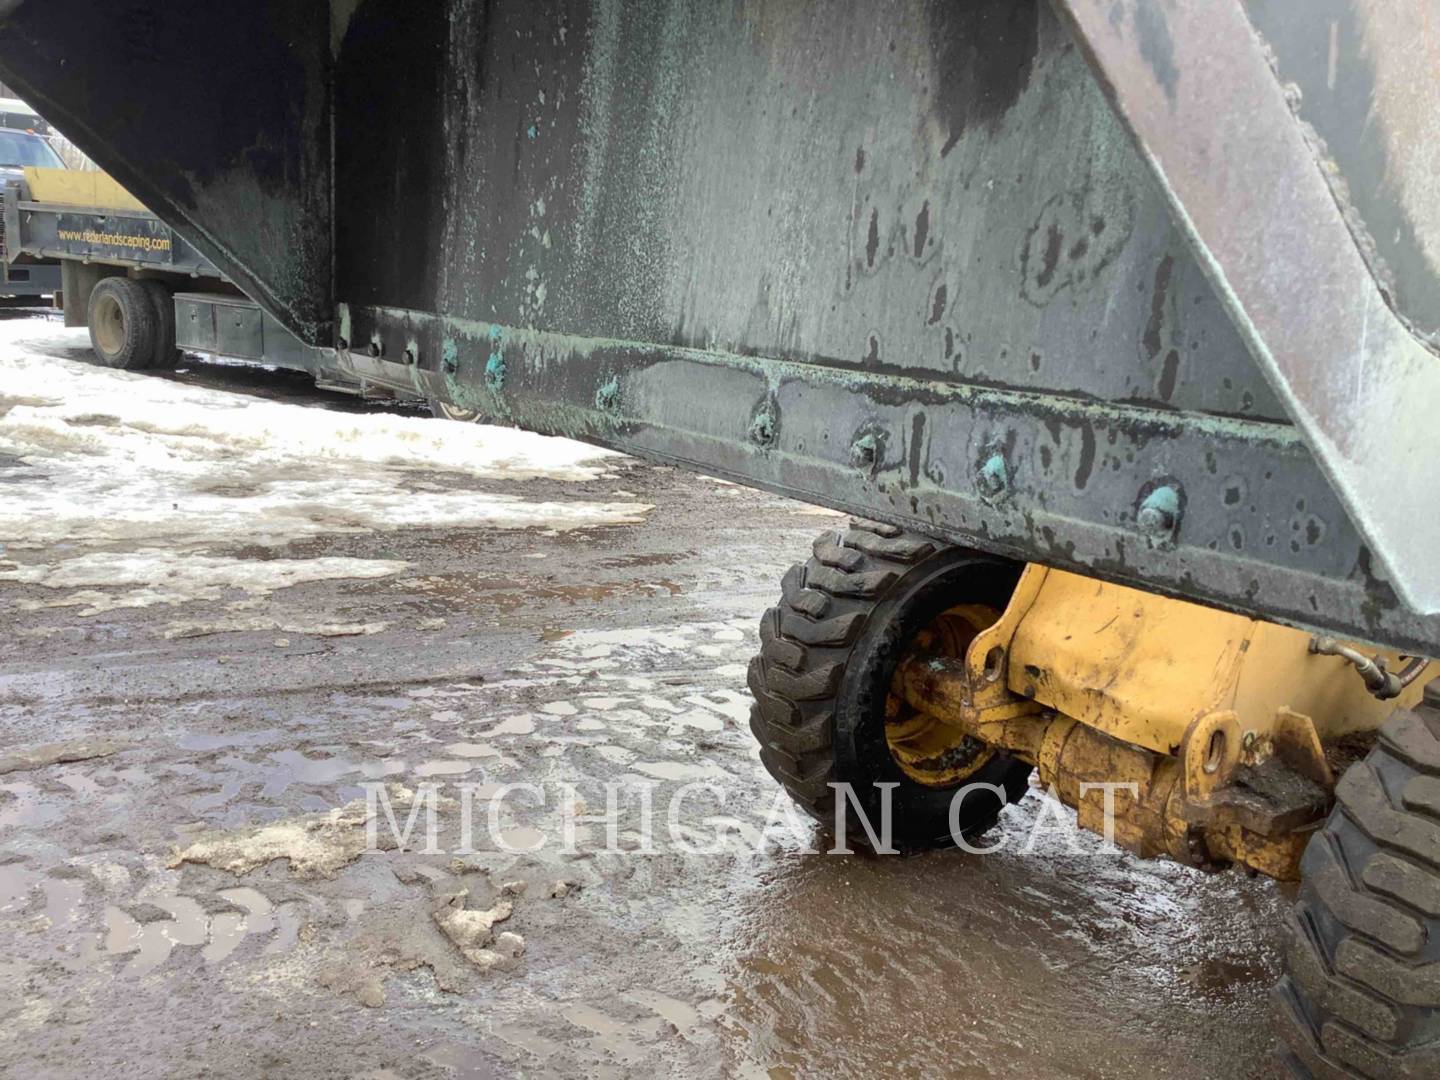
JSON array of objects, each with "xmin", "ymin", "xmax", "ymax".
[
  {"xmin": 93, "ymin": 292, "xmax": 126, "ymax": 357},
  {"xmin": 435, "ymin": 400, "xmax": 481, "ymax": 422},
  {"xmin": 884, "ymin": 603, "xmax": 1000, "ymax": 787}
]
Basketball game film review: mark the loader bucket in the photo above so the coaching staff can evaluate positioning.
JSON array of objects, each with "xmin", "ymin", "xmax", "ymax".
[{"xmin": 1, "ymin": 0, "xmax": 1437, "ymax": 655}]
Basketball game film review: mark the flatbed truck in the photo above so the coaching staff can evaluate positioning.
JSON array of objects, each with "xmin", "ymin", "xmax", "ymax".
[{"xmin": 1, "ymin": 166, "xmax": 402, "ymax": 402}]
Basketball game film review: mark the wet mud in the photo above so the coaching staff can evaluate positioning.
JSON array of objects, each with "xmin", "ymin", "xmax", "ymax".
[{"xmin": 0, "ymin": 346, "xmax": 1289, "ymax": 1078}]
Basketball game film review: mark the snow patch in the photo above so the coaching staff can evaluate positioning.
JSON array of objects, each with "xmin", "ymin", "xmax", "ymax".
[
  {"xmin": 169, "ymin": 786, "xmax": 417, "ymax": 880},
  {"xmin": 1, "ymin": 550, "xmax": 407, "ymax": 615},
  {"xmin": 0, "ymin": 320, "xmax": 649, "ymax": 554},
  {"xmin": 0, "ymin": 322, "xmax": 615, "ymax": 479}
]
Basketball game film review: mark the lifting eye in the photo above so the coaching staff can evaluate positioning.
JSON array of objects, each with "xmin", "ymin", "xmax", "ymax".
[{"xmin": 1203, "ymin": 729, "xmax": 1227, "ymax": 774}]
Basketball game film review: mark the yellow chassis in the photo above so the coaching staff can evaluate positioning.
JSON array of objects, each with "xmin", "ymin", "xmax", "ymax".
[{"xmin": 899, "ymin": 565, "xmax": 1429, "ymax": 879}]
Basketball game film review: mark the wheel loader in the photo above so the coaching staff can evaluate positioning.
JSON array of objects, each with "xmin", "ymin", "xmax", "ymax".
[{"xmin": 1, "ymin": 1, "xmax": 1436, "ymax": 1074}]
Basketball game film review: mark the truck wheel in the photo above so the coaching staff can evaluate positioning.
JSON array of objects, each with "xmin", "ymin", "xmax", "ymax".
[
  {"xmin": 747, "ymin": 521, "xmax": 1032, "ymax": 851},
  {"xmin": 429, "ymin": 398, "xmax": 481, "ymax": 422},
  {"xmin": 86, "ymin": 276, "xmax": 158, "ymax": 370},
  {"xmin": 1275, "ymin": 689, "xmax": 1440, "ymax": 1079},
  {"xmin": 138, "ymin": 280, "xmax": 177, "ymax": 368}
]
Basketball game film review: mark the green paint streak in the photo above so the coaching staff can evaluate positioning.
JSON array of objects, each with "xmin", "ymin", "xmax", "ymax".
[
  {"xmin": 439, "ymin": 337, "xmax": 492, "ymax": 414},
  {"xmin": 485, "ymin": 352, "xmax": 506, "ymax": 391},
  {"xmin": 595, "ymin": 375, "xmax": 620, "ymax": 412},
  {"xmin": 482, "ymin": 324, "xmax": 507, "ymax": 400}
]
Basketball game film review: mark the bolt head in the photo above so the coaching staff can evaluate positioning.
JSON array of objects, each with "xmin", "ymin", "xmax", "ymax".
[
  {"xmin": 1137, "ymin": 483, "xmax": 1182, "ymax": 538},
  {"xmin": 1137, "ymin": 505, "xmax": 1174, "ymax": 534},
  {"xmin": 850, "ymin": 434, "xmax": 878, "ymax": 468},
  {"xmin": 977, "ymin": 453, "xmax": 1008, "ymax": 497}
]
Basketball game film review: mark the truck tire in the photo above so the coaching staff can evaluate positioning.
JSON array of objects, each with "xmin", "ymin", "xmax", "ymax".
[
  {"xmin": 138, "ymin": 279, "xmax": 177, "ymax": 368},
  {"xmin": 1275, "ymin": 690, "xmax": 1440, "ymax": 1078},
  {"xmin": 86, "ymin": 276, "xmax": 158, "ymax": 370},
  {"xmin": 747, "ymin": 521, "xmax": 1032, "ymax": 851}
]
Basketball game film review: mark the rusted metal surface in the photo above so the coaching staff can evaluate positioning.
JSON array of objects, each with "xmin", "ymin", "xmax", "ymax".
[
  {"xmin": 1057, "ymin": 0, "xmax": 1440, "ymax": 619},
  {"xmin": 1, "ymin": 0, "xmax": 1437, "ymax": 652},
  {"xmin": 341, "ymin": 302, "xmax": 1440, "ymax": 655}
]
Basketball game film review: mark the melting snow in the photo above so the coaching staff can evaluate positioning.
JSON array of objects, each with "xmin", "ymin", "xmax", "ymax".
[
  {"xmin": 0, "ymin": 320, "xmax": 652, "ymax": 610},
  {"xmin": 2, "ymin": 550, "xmax": 408, "ymax": 615},
  {"xmin": 0, "ymin": 321, "xmax": 647, "ymax": 550}
]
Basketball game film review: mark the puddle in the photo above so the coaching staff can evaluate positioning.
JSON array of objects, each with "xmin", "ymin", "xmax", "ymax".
[
  {"xmin": 494, "ymin": 827, "xmax": 545, "ymax": 853},
  {"xmin": 560, "ymin": 1004, "xmax": 659, "ymax": 1067},
  {"xmin": 203, "ymin": 910, "xmax": 248, "ymax": 963},
  {"xmin": 41, "ymin": 876, "xmax": 84, "ymax": 930},
  {"xmin": 103, "ymin": 897, "xmax": 206, "ymax": 977},
  {"xmin": 202, "ymin": 889, "xmax": 275, "ymax": 963},
  {"xmin": 415, "ymin": 760, "xmax": 475, "ymax": 778},
  {"xmin": 484, "ymin": 716, "xmax": 536, "ymax": 738},
  {"xmin": 176, "ymin": 729, "xmax": 284, "ymax": 752},
  {"xmin": 219, "ymin": 887, "xmax": 274, "ymax": 931},
  {"xmin": 0, "ymin": 861, "xmax": 34, "ymax": 913},
  {"xmin": 631, "ymin": 761, "xmax": 731, "ymax": 782},
  {"xmin": 595, "ymin": 745, "xmax": 636, "ymax": 766},
  {"xmin": 181, "ymin": 750, "xmax": 408, "ymax": 814},
  {"xmin": 443, "ymin": 743, "xmax": 501, "ymax": 760},
  {"xmin": 98, "ymin": 883, "xmax": 295, "ymax": 974},
  {"xmin": 0, "ymin": 781, "xmax": 65, "ymax": 829}
]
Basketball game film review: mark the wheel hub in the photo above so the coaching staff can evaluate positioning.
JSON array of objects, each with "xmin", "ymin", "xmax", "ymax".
[
  {"xmin": 884, "ymin": 603, "xmax": 1001, "ymax": 788},
  {"xmin": 93, "ymin": 292, "xmax": 125, "ymax": 357}
]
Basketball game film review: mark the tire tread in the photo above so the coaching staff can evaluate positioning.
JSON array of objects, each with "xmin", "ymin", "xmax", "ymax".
[
  {"xmin": 1277, "ymin": 685, "xmax": 1440, "ymax": 1078},
  {"xmin": 747, "ymin": 521, "xmax": 1027, "ymax": 846}
]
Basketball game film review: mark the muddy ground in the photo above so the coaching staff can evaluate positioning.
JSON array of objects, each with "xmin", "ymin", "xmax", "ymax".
[{"xmin": 0, "ymin": 317, "xmax": 1289, "ymax": 1078}]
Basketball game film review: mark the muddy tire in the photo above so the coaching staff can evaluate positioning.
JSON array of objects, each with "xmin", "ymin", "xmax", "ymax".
[
  {"xmin": 1275, "ymin": 689, "xmax": 1440, "ymax": 1079},
  {"xmin": 747, "ymin": 520, "xmax": 1032, "ymax": 852},
  {"xmin": 86, "ymin": 276, "xmax": 158, "ymax": 370},
  {"xmin": 429, "ymin": 398, "xmax": 481, "ymax": 423},
  {"xmin": 138, "ymin": 279, "xmax": 177, "ymax": 368}
]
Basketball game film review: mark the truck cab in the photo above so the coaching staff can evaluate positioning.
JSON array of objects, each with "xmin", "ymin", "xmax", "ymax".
[
  {"xmin": 0, "ymin": 123, "xmax": 62, "ymax": 298},
  {"xmin": 0, "ymin": 95, "xmax": 50, "ymax": 135}
]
